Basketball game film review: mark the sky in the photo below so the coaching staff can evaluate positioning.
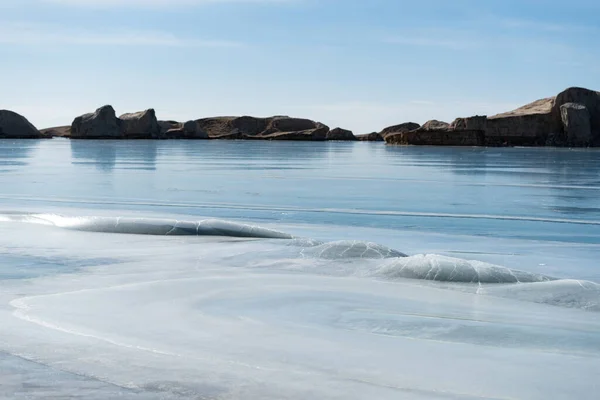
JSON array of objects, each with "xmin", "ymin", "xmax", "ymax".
[{"xmin": 1, "ymin": 0, "xmax": 599, "ymax": 133}]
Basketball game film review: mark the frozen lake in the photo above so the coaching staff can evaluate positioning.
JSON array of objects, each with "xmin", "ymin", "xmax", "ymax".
[{"xmin": 1, "ymin": 139, "xmax": 599, "ymax": 399}]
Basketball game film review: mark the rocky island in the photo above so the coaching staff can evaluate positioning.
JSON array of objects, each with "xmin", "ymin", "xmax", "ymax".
[{"xmin": 1, "ymin": 86, "xmax": 599, "ymax": 147}]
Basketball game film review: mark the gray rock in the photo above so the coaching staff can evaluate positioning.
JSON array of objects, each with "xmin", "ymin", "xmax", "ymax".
[
  {"xmin": 327, "ymin": 127, "xmax": 356, "ymax": 141},
  {"xmin": 158, "ymin": 120, "xmax": 182, "ymax": 134},
  {"xmin": 40, "ymin": 126, "xmax": 70, "ymax": 137},
  {"xmin": 420, "ymin": 120, "xmax": 450, "ymax": 131},
  {"xmin": 182, "ymin": 120, "xmax": 208, "ymax": 139},
  {"xmin": 119, "ymin": 109, "xmax": 162, "ymax": 139},
  {"xmin": 195, "ymin": 116, "xmax": 329, "ymax": 140},
  {"xmin": 561, "ymin": 103, "xmax": 591, "ymax": 146},
  {"xmin": 71, "ymin": 105, "xmax": 121, "ymax": 139},
  {"xmin": 554, "ymin": 87, "xmax": 600, "ymax": 145},
  {"xmin": 450, "ymin": 115, "xmax": 487, "ymax": 132},
  {"xmin": 0, "ymin": 110, "xmax": 42, "ymax": 138},
  {"xmin": 380, "ymin": 122, "xmax": 420, "ymax": 138},
  {"xmin": 356, "ymin": 132, "xmax": 384, "ymax": 141}
]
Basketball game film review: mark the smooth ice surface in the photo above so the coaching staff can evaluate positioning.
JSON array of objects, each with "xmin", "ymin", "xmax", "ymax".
[{"xmin": 1, "ymin": 140, "xmax": 599, "ymax": 399}]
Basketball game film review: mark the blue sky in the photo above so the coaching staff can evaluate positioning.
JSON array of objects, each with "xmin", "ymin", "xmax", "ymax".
[{"xmin": 1, "ymin": 0, "xmax": 599, "ymax": 132}]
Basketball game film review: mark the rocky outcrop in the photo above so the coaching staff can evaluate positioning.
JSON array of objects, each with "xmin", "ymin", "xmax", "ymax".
[
  {"xmin": 71, "ymin": 105, "xmax": 121, "ymax": 139},
  {"xmin": 553, "ymin": 87, "xmax": 600, "ymax": 146},
  {"xmin": 380, "ymin": 122, "xmax": 420, "ymax": 138},
  {"xmin": 164, "ymin": 120, "xmax": 209, "ymax": 139},
  {"xmin": 40, "ymin": 126, "xmax": 71, "ymax": 137},
  {"xmin": 561, "ymin": 103, "xmax": 591, "ymax": 146},
  {"xmin": 486, "ymin": 98, "xmax": 556, "ymax": 146},
  {"xmin": 158, "ymin": 120, "xmax": 182, "ymax": 134},
  {"xmin": 450, "ymin": 115, "xmax": 487, "ymax": 132},
  {"xmin": 0, "ymin": 110, "xmax": 43, "ymax": 138},
  {"xmin": 194, "ymin": 116, "xmax": 329, "ymax": 140},
  {"xmin": 119, "ymin": 109, "xmax": 162, "ymax": 139},
  {"xmin": 419, "ymin": 120, "xmax": 450, "ymax": 131},
  {"xmin": 327, "ymin": 127, "xmax": 356, "ymax": 141},
  {"xmin": 386, "ymin": 119, "xmax": 484, "ymax": 146},
  {"xmin": 385, "ymin": 87, "xmax": 600, "ymax": 147},
  {"xmin": 356, "ymin": 132, "xmax": 384, "ymax": 141},
  {"xmin": 72, "ymin": 106, "xmax": 165, "ymax": 139}
]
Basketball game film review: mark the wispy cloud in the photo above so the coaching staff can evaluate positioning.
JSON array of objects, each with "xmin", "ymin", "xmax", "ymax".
[
  {"xmin": 384, "ymin": 35, "xmax": 479, "ymax": 50},
  {"xmin": 0, "ymin": 22, "xmax": 242, "ymax": 47},
  {"xmin": 38, "ymin": 0, "xmax": 295, "ymax": 7},
  {"xmin": 498, "ymin": 18, "xmax": 598, "ymax": 34}
]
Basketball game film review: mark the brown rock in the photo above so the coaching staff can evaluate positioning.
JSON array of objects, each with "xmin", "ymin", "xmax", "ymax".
[
  {"xmin": 71, "ymin": 105, "xmax": 121, "ymax": 139},
  {"xmin": 0, "ymin": 110, "xmax": 43, "ymax": 138},
  {"xmin": 386, "ymin": 129, "xmax": 483, "ymax": 146},
  {"xmin": 450, "ymin": 115, "xmax": 487, "ymax": 132},
  {"xmin": 356, "ymin": 132, "xmax": 384, "ymax": 141},
  {"xmin": 158, "ymin": 120, "xmax": 182, "ymax": 134},
  {"xmin": 40, "ymin": 126, "xmax": 71, "ymax": 137},
  {"xmin": 553, "ymin": 87, "xmax": 600, "ymax": 144},
  {"xmin": 386, "ymin": 119, "xmax": 484, "ymax": 146},
  {"xmin": 486, "ymin": 98, "xmax": 556, "ymax": 146},
  {"xmin": 195, "ymin": 116, "xmax": 329, "ymax": 140},
  {"xmin": 419, "ymin": 120, "xmax": 450, "ymax": 131},
  {"xmin": 165, "ymin": 128, "xmax": 186, "ymax": 138},
  {"xmin": 327, "ymin": 127, "xmax": 356, "ymax": 141},
  {"xmin": 380, "ymin": 122, "xmax": 420, "ymax": 138},
  {"xmin": 119, "ymin": 109, "xmax": 162, "ymax": 139},
  {"xmin": 561, "ymin": 103, "xmax": 591, "ymax": 146}
]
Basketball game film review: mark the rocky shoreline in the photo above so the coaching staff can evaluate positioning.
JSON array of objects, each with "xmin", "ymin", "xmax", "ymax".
[{"xmin": 1, "ymin": 86, "xmax": 599, "ymax": 147}]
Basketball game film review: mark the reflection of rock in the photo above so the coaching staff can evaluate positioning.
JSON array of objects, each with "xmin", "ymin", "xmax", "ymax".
[
  {"xmin": 71, "ymin": 105, "xmax": 121, "ymax": 139},
  {"xmin": 385, "ymin": 87, "xmax": 600, "ymax": 147},
  {"xmin": 70, "ymin": 140, "xmax": 117, "ymax": 171},
  {"xmin": 119, "ymin": 109, "xmax": 162, "ymax": 139},
  {"xmin": 0, "ymin": 139, "xmax": 39, "ymax": 166},
  {"xmin": 561, "ymin": 103, "xmax": 591, "ymax": 146},
  {"xmin": 356, "ymin": 132, "xmax": 384, "ymax": 141},
  {"xmin": 70, "ymin": 140, "xmax": 158, "ymax": 171},
  {"xmin": 326, "ymin": 127, "xmax": 356, "ymax": 141},
  {"xmin": 0, "ymin": 110, "xmax": 43, "ymax": 138}
]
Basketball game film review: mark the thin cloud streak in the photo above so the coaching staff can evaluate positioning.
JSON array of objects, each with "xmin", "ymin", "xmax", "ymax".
[
  {"xmin": 0, "ymin": 23, "xmax": 243, "ymax": 47},
  {"xmin": 39, "ymin": 0, "xmax": 296, "ymax": 7}
]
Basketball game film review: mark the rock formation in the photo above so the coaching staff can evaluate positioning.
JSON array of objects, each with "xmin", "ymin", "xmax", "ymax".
[
  {"xmin": 192, "ymin": 116, "xmax": 330, "ymax": 140},
  {"xmin": 326, "ymin": 127, "xmax": 356, "ymax": 141},
  {"xmin": 561, "ymin": 103, "xmax": 591, "ymax": 146},
  {"xmin": 158, "ymin": 120, "xmax": 182, "ymax": 134},
  {"xmin": 71, "ymin": 105, "xmax": 121, "ymax": 139},
  {"xmin": 119, "ymin": 109, "xmax": 162, "ymax": 139},
  {"xmin": 0, "ymin": 110, "xmax": 43, "ymax": 138},
  {"xmin": 356, "ymin": 132, "xmax": 384, "ymax": 141},
  {"xmin": 386, "ymin": 119, "xmax": 484, "ymax": 146},
  {"xmin": 385, "ymin": 87, "xmax": 600, "ymax": 147},
  {"xmin": 16, "ymin": 86, "xmax": 600, "ymax": 146},
  {"xmin": 40, "ymin": 126, "xmax": 70, "ymax": 137},
  {"xmin": 71, "ymin": 106, "xmax": 164, "ymax": 139},
  {"xmin": 379, "ymin": 122, "xmax": 420, "ymax": 138}
]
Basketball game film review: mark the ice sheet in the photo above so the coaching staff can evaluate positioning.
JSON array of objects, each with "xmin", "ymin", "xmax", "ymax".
[{"xmin": 1, "ymin": 215, "xmax": 599, "ymax": 399}]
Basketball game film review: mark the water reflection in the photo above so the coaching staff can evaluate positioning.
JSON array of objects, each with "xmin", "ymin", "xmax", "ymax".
[
  {"xmin": 70, "ymin": 140, "xmax": 158, "ymax": 172},
  {"xmin": 384, "ymin": 145, "xmax": 600, "ymax": 219},
  {"xmin": 0, "ymin": 140, "xmax": 40, "ymax": 170}
]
